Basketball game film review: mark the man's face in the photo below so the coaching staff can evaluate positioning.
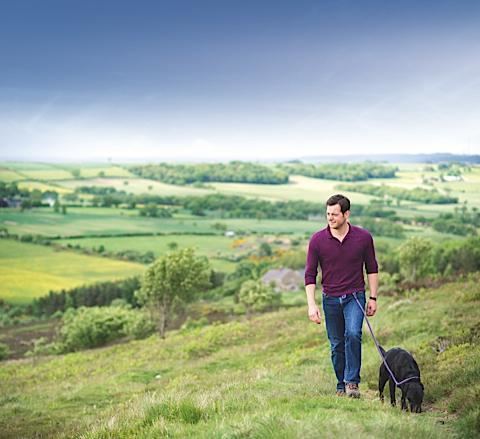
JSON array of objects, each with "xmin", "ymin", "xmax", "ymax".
[{"xmin": 326, "ymin": 204, "xmax": 349, "ymax": 229}]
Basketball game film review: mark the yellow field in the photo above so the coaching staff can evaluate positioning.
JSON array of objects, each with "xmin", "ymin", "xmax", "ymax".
[
  {"xmin": 17, "ymin": 181, "xmax": 73, "ymax": 194},
  {"xmin": 77, "ymin": 166, "xmax": 135, "ymax": 178},
  {"xmin": 0, "ymin": 240, "xmax": 145, "ymax": 303},
  {"xmin": 211, "ymin": 175, "xmax": 376, "ymax": 203},
  {"xmin": 0, "ymin": 168, "xmax": 26, "ymax": 182}
]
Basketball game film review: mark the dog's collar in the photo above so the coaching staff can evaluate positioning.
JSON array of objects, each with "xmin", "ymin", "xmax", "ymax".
[{"xmin": 398, "ymin": 376, "xmax": 421, "ymax": 386}]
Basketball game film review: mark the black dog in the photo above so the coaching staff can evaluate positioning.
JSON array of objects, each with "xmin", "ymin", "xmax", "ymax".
[{"xmin": 378, "ymin": 346, "xmax": 424, "ymax": 413}]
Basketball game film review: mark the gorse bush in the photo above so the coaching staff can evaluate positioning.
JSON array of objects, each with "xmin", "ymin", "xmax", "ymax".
[{"xmin": 59, "ymin": 306, "xmax": 155, "ymax": 352}]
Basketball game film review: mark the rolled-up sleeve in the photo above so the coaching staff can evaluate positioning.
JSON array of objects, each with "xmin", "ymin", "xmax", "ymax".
[
  {"xmin": 304, "ymin": 237, "xmax": 319, "ymax": 286},
  {"xmin": 364, "ymin": 235, "xmax": 379, "ymax": 274}
]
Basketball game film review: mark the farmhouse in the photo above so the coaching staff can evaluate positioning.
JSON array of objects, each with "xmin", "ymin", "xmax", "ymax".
[{"xmin": 261, "ymin": 268, "xmax": 304, "ymax": 292}]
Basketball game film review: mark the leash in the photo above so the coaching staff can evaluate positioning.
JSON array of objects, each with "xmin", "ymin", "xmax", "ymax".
[{"xmin": 352, "ymin": 292, "xmax": 420, "ymax": 387}]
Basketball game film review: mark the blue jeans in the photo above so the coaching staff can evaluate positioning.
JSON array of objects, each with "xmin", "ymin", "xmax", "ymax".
[{"xmin": 322, "ymin": 291, "xmax": 366, "ymax": 391}]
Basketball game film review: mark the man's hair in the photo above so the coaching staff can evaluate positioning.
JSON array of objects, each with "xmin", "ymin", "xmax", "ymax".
[{"xmin": 326, "ymin": 194, "xmax": 350, "ymax": 213}]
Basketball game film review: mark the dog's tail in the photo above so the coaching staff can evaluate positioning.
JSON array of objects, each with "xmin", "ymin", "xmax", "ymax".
[{"xmin": 379, "ymin": 345, "xmax": 386, "ymax": 357}]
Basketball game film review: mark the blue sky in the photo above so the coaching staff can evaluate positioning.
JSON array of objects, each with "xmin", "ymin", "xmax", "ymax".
[{"xmin": 1, "ymin": 0, "xmax": 480, "ymax": 162}]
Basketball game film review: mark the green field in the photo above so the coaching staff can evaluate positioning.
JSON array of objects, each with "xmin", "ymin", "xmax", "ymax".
[
  {"xmin": 1, "ymin": 162, "xmax": 60, "ymax": 171},
  {"xmin": 72, "ymin": 166, "xmax": 135, "ymax": 179},
  {"xmin": 0, "ymin": 240, "xmax": 144, "ymax": 303},
  {"xmin": 1, "ymin": 277, "xmax": 478, "ymax": 438},
  {"xmin": 58, "ymin": 234, "xmax": 255, "ymax": 265},
  {"xmin": 0, "ymin": 163, "xmax": 136, "ymax": 182},
  {"xmin": 210, "ymin": 175, "xmax": 376, "ymax": 204},
  {"xmin": 57, "ymin": 177, "xmax": 211, "ymax": 196},
  {"xmin": 0, "ymin": 207, "xmax": 321, "ymax": 237}
]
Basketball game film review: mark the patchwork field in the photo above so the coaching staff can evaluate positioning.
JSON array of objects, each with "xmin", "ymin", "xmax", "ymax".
[
  {"xmin": 0, "ymin": 161, "xmax": 477, "ymax": 306},
  {"xmin": 0, "ymin": 240, "xmax": 144, "ymax": 303}
]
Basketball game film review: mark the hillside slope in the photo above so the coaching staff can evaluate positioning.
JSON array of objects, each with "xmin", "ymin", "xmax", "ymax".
[{"xmin": 1, "ymin": 276, "xmax": 479, "ymax": 438}]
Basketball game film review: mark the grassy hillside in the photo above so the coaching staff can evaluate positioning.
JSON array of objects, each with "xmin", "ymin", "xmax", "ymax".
[
  {"xmin": 0, "ymin": 240, "xmax": 144, "ymax": 303},
  {"xmin": 1, "ymin": 276, "xmax": 478, "ymax": 438}
]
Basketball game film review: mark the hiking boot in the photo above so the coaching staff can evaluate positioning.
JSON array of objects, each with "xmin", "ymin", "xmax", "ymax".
[
  {"xmin": 336, "ymin": 389, "xmax": 346, "ymax": 397},
  {"xmin": 346, "ymin": 383, "xmax": 360, "ymax": 398}
]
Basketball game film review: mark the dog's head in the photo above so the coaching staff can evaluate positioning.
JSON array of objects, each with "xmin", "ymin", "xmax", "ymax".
[{"xmin": 405, "ymin": 382, "xmax": 424, "ymax": 413}]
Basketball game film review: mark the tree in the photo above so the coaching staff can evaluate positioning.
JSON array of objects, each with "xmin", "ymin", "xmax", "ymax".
[
  {"xmin": 259, "ymin": 242, "xmax": 273, "ymax": 257},
  {"xmin": 135, "ymin": 248, "xmax": 211, "ymax": 338},
  {"xmin": 167, "ymin": 241, "xmax": 178, "ymax": 250},
  {"xmin": 238, "ymin": 279, "xmax": 281, "ymax": 317},
  {"xmin": 398, "ymin": 237, "xmax": 433, "ymax": 282}
]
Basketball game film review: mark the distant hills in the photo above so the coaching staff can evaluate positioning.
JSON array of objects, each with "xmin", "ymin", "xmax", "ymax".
[{"xmin": 299, "ymin": 153, "xmax": 480, "ymax": 164}]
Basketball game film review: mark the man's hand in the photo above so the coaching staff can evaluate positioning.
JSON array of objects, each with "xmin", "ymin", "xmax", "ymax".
[
  {"xmin": 366, "ymin": 299, "xmax": 377, "ymax": 317},
  {"xmin": 308, "ymin": 304, "xmax": 322, "ymax": 324}
]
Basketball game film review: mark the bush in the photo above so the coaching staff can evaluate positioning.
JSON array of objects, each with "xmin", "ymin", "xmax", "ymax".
[
  {"xmin": 0, "ymin": 342, "xmax": 10, "ymax": 361},
  {"xmin": 25, "ymin": 337, "xmax": 61, "ymax": 357},
  {"xmin": 59, "ymin": 306, "xmax": 155, "ymax": 352},
  {"xmin": 238, "ymin": 280, "xmax": 282, "ymax": 316}
]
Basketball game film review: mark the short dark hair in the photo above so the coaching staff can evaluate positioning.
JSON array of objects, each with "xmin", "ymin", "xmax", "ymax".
[{"xmin": 326, "ymin": 194, "xmax": 350, "ymax": 213}]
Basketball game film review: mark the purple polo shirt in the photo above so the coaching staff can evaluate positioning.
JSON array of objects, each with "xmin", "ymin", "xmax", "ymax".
[{"xmin": 304, "ymin": 223, "xmax": 378, "ymax": 297}]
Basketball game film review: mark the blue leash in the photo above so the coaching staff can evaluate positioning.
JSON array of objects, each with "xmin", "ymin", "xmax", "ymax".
[{"xmin": 352, "ymin": 292, "xmax": 420, "ymax": 387}]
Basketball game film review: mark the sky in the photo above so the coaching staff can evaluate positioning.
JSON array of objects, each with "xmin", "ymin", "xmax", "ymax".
[{"xmin": 1, "ymin": 0, "xmax": 480, "ymax": 162}]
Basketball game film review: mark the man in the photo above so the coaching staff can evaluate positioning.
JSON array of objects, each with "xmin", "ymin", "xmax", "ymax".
[{"xmin": 305, "ymin": 194, "xmax": 378, "ymax": 398}]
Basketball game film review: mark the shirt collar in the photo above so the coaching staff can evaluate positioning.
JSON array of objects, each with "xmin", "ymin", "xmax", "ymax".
[{"xmin": 327, "ymin": 223, "xmax": 351, "ymax": 240}]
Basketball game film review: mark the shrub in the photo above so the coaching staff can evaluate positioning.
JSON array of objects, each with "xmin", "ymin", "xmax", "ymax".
[
  {"xmin": 238, "ymin": 279, "xmax": 281, "ymax": 316},
  {"xmin": 59, "ymin": 306, "xmax": 155, "ymax": 352},
  {"xmin": 25, "ymin": 337, "xmax": 61, "ymax": 357},
  {"xmin": 0, "ymin": 343, "xmax": 10, "ymax": 361}
]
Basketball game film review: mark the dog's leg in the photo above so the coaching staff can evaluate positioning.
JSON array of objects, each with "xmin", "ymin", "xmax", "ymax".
[
  {"xmin": 389, "ymin": 379, "xmax": 396, "ymax": 407},
  {"xmin": 401, "ymin": 389, "xmax": 407, "ymax": 411},
  {"xmin": 378, "ymin": 366, "xmax": 388, "ymax": 403}
]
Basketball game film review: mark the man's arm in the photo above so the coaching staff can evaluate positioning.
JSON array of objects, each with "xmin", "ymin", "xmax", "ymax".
[
  {"xmin": 366, "ymin": 272, "xmax": 378, "ymax": 316},
  {"xmin": 305, "ymin": 283, "xmax": 322, "ymax": 324},
  {"xmin": 305, "ymin": 236, "xmax": 322, "ymax": 324},
  {"xmin": 364, "ymin": 233, "xmax": 379, "ymax": 317}
]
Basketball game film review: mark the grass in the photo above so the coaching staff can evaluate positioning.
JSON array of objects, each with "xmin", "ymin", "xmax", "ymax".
[
  {"xmin": 0, "ymin": 240, "xmax": 144, "ymax": 303},
  {"xmin": 0, "ymin": 276, "xmax": 479, "ymax": 438}
]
